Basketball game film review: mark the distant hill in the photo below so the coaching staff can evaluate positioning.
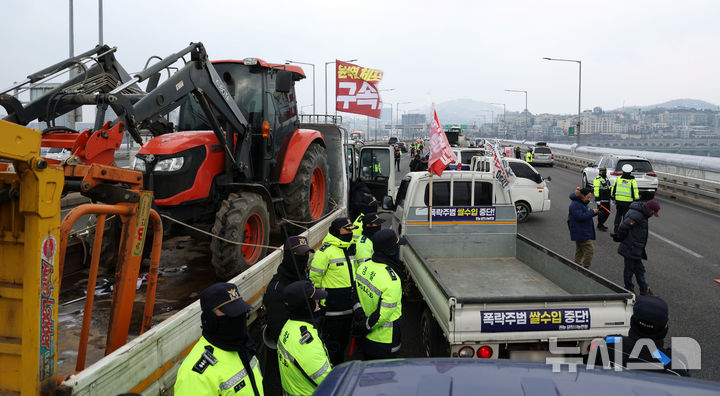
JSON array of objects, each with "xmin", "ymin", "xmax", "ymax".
[
  {"xmin": 430, "ymin": 99, "xmax": 505, "ymax": 124},
  {"xmin": 619, "ymin": 98, "xmax": 719, "ymax": 112}
]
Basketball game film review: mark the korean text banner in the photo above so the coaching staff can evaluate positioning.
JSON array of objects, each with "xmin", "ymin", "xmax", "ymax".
[
  {"xmin": 428, "ymin": 106, "xmax": 458, "ymax": 176},
  {"xmin": 336, "ymin": 61, "xmax": 384, "ymax": 118},
  {"xmin": 486, "ymin": 140, "xmax": 516, "ymax": 192},
  {"xmin": 481, "ymin": 308, "xmax": 591, "ymax": 333}
]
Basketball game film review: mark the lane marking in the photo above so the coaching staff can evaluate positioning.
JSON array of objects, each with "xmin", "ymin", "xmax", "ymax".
[
  {"xmin": 654, "ymin": 196, "xmax": 720, "ymax": 220},
  {"xmin": 649, "ymin": 230, "xmax": 703, "ymax": 258}
]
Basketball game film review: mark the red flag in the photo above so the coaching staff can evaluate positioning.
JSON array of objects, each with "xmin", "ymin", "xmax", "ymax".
[
  {"xmin": 428, "ymin": 106, "xmax": 458, "ymax": 176},
  {"xmin": 335, "ymin": 61, "xmax": 383, "ymax": 118}
]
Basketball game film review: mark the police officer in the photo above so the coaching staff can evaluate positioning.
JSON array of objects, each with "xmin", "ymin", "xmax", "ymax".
[
  {"xmin": 277, "ymin": 280, "xmax": 333, "ymax": 396},
  {"xmin": 355, "ymin": 229, "xmax": 404, "ymax": 359},
  {"xmin": 611, "ymin": 164, "xmax": 640, "ymax": 234},
  {"xmin": 590, "ymin": 296, "xmax": 689, "ymax": 376},
  {"xmin": 350, "ymin": 193, "xmax": 380, "ymax": 242},
  {"xmin": 175, "ymin": 283, "xmax": 263, "ymax": 396},
  {"xmin": 261, "ymin": 236, "xmax": 314, "ymax": 392},
  {"xmin": 355, "ymin": 212, "xmax": 384, "ymax": 265},
  {"xmin": 593, "ymin": 166, "xmax": 612, "ymax": 231},
  {"xmin": 394, "ymin": 144, "xmax": 401, "ymax": 171},
  {"xmin": 525, "ymin": 148, "xmax": 533, "ymax": 163},
  {"xmin": 308, "ymin": 217, "xmax": 358, "ymax": 364}
]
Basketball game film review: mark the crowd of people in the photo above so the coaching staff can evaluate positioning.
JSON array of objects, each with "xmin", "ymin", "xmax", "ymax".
[
  {"xmin": 567, "ymin": 163, "xmax": 659, "ymax": 296},
  {"xmin": 175, "ymin": 193, "xmax": 405, "ymax": 395}
]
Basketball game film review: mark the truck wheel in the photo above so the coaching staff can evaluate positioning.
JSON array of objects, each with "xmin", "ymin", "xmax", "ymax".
[
  {"xmin": 210, "ymin": 192, "xmax": 270, "ymax": 279},
  {"xmin": 515, "ymin": 201, "xmax": 531, "ymax": 223},
  {"xmin": 421, "ymin": 308, "xmax": 448, "ymax": 357},
  {"xmin": 280, "ymin": 143, "xmax": 328, "ymax": 224}
]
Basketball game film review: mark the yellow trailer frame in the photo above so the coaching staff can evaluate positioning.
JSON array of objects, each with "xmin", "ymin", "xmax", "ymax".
[{"xmin": 0, "ymin": 120, "xmax": 64, "ymax": 394}]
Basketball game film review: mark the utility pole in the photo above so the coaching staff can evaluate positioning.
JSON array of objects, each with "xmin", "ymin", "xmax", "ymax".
[{"xmin": 68, "ymin": 0, "xmax": 77, "ymax": 129}]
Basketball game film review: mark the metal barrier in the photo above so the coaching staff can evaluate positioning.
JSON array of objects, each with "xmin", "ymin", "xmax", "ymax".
[{"xmin": 56, "ymin": 203, "xmax": 163, "ymax": 373}]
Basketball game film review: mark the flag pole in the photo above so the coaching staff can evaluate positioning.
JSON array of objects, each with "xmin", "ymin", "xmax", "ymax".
[{"xmin": 429, "ymin": 172, "xmax": 433, "ymax": 229}]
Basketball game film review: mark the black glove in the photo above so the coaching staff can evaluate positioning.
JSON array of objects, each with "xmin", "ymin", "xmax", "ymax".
[{"xmin": 351, "ymin": 302, "xmax": 370, "ymax": 337}]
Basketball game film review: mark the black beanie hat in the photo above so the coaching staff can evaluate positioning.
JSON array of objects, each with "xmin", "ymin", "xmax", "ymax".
[{"xmin": 631, "ymin": 296, "xmax": 669, "ymax": 337}]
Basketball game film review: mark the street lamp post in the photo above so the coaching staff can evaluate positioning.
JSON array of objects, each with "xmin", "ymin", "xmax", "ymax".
[
  {"xmin": 490, "ymin": 102, "xmax": 507, "ymax": 139},
  {"xmin": 505, "ymin": 89, "xmax": 528, "ymax": 139},
  {"xmin": 325, "ymin": 59, "xmax": 357, "ymax": 115},
  {"xmin": 373, "ymin": 89, "xmax": 395, "ymax": 142},
  {"xmin": 286, "ymin": 60, "xmax": 316, "ymax": 114},
  {"xmin": 543, "ymin": 57, "xmax": 582, "ymax": 145},
  {"xmin": 396, "ymin": 101, "xmax": 411, "ymax": 139}
]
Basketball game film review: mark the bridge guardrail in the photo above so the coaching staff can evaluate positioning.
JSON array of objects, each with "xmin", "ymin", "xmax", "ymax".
[{"xmin": 551, "ymin": 150, "xmax": 720, "ymax": 212}]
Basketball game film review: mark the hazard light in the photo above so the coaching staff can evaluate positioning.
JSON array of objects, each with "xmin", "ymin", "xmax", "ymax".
[
  {"xmin": 458, "ymin": 346, "xmax": 474, "ymax": 358},
  {"xmin": 262, "ymin": 120, "xmax": 271, "ymax": 138},
  {"xmin": 647, "ymin": 173, "xmax": 657, "ymax": 177}
]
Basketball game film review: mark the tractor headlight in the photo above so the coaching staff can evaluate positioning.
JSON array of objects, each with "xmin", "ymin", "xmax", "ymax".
[
  {"xmin": 132, "ymin": 157, "xmax": 146, "ymax": 172},
  {"xmin": 154, "ymin": 157, "xmax": 185, "ymax": 173}
]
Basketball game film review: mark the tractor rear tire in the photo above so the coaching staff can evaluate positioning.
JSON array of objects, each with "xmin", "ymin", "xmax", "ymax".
[
  {"xmin": 210, "ymin": 192, "xmax": 270, "ymax": 279},
  {"xmin": 280, "ymin": 143, "xmax": 328, "ymax": 226}
]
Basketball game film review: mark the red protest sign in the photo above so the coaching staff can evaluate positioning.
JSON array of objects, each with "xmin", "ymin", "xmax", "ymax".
[
  {"xmin": 336, "ymin": 61, "xmax": 384, "ymax": 118},
  {"xmin": 428, "ymin": 107, "xmax": 458, "ymax": 176}
]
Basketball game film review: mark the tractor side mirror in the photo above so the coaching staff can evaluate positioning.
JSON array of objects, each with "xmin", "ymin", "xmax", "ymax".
[
  {"xmin": 382, "ymin": 195, "xmax": 395, "ymax": 211},
  {"xmin": 276, "ymin": 71, "xmax": 292, "ymax": 93}
]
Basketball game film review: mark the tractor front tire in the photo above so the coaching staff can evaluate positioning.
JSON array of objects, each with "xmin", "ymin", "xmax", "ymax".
[
  {"xmin": 210, "ymin": 192, "xmax": 270, "ymax": 279},
  {"xmin": 280, "ymin": 143, "xmax": 329, "ymax": 225}
]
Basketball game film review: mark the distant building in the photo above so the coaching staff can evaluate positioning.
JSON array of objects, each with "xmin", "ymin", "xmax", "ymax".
[{"xmin": 402, "ymin": 113, "xmax": 426, "ymax": 138}]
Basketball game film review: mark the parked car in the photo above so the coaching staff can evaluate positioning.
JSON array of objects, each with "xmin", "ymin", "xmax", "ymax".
[
  {"xmin": 504, "ymin": 157, "xmax": 551, "ymax": 222},
  {"xmin": 397, "ymin": 141, "xmax": 408, "ymax": 153},
  {"xmin": 582, "ymin": 154, "xmax": 658, "ymax": 199},
  {"xmin": 531, "ymin": 145, "xmax": 554, "ymax": 166},
  {"xmin": 316, "ymin": 358, "xmax": 717, "ymax": 396}
]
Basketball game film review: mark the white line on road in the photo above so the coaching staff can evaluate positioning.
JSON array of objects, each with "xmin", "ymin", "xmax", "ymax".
[{"xmin": 649, "ymin": 231, "xmax": 703, "ymax": 258}]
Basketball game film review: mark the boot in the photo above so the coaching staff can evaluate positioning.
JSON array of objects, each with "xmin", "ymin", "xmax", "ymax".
[{"xmin": 640, "ymin": 288, "xmax": 654, "ymax": 296}]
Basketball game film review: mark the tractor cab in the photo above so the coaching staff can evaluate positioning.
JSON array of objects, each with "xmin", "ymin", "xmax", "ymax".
[{"xmin": 176, "ymin": 59, "xmax": 306, "ymax": 180}]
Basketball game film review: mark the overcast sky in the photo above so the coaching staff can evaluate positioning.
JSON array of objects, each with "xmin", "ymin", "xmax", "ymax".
[{"xmin": 2, "ymin": 0, "xmax": 718, "ymax": 116}]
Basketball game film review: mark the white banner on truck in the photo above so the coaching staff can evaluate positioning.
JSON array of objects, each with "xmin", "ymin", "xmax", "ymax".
[{"xmin": 488, "ymin": 140, "xmax": 516, "ymax": 191}]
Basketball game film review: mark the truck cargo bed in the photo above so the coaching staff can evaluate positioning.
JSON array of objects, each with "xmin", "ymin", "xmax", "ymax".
[{"xmin": 426, "ymin": 257, "xmax": 569, "ymax": 300}]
